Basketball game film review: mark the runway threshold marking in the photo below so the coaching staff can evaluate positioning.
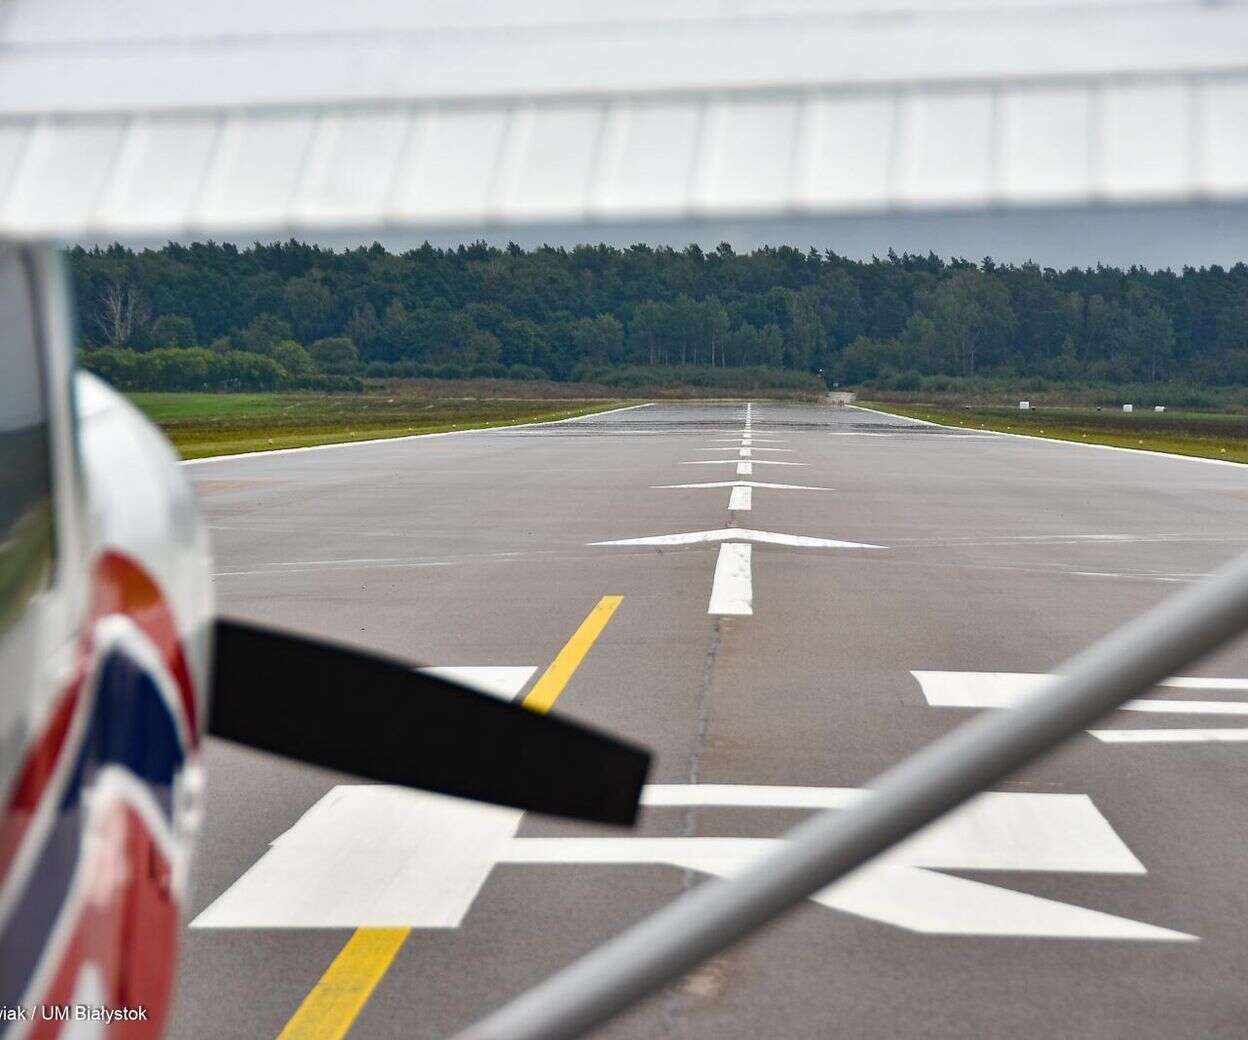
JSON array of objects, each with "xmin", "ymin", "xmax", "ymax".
[{"xmin": 274, "ymin": 596, "xmax": 621, "ymax": 1039}]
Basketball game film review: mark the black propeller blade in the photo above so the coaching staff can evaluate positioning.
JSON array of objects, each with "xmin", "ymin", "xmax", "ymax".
[{"xmin": 209, "ymin": 619, "xmax": 650, "ymax": 825}]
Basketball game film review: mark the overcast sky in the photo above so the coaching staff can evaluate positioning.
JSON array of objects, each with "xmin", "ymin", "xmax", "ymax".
[{"xmin": 351, "ymin": 202, "xmax": 1248, "ymax": 272}]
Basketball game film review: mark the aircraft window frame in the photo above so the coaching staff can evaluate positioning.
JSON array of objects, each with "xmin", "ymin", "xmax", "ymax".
[{"xmin": 0, "ymin": 244, "xmax": 56, "ymax": 638}]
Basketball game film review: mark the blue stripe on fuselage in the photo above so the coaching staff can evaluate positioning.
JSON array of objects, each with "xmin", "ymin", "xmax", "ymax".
[{"xmin": 0, "ymin": 648, "xmax": 185, "ymax": 1015}]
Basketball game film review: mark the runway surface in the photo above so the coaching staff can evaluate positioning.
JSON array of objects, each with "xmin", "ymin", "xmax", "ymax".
[{"xmin": 173, "ymin": 402, "xmax": 1248, "ymax": 1039}]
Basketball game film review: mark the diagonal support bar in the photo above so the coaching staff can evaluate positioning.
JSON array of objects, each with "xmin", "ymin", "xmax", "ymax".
[{"xmin": 456, "ymin": 547, "xmax": 1248, "ymax": 1040}]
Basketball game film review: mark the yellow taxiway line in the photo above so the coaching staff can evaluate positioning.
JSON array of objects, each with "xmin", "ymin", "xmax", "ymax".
[
  {"xmin": 276, "ymin": 595, "xmax": 622, "ymax": 1040},
  {"xmin": 277, "ymin": 929, "xmax": 408, "ymax": 1040},
  {"xmin": 522, "ymin": 595, "xmax": 623, "ymax": 713}
]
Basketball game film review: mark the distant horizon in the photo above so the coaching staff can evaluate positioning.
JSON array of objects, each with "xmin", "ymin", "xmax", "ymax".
[{"xmin": 77, "ymin": 201, "xmax": 1248, "ymax": 275}]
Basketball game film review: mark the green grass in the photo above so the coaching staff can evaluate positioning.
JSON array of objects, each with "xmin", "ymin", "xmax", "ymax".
[
  {"xmin": 128, "ymin": 391, "xmax": 637, "ymax": 460},
  {"xmin": 860, "ymin": 401, "xmax": 1248, "ymax": 464}
]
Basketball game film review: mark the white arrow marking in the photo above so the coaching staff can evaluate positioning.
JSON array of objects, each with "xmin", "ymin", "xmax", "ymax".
[
  {"xmin": 683, "ymin": 459, "xmax": 807, "ymax": 466},
  {"xmin": 709, "ymin": 543, "xmax": 753, "ymax": 614},
  {"xmin": 194, "ymin": 784, "xmax": 1191, "ymax": 939},
  {"xmin": 652, "ymin": 480, "xmax": 833, "ymax": 491},
  {"xmin": 592, "ymin": 528, "xmax": 884, "ymax": 549},
  {"xmin": 728, "ymin": 486, "xmax": 752, "ymax": 510}
]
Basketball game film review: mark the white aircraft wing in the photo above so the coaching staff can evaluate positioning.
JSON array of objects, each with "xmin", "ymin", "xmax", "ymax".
[{"xmin": 0, "ymin": 0, "xmax": 1245, "ymax": 242}]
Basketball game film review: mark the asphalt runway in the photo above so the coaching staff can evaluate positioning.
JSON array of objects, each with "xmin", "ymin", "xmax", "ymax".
[{"xmin": 172, "ymin": 402, "xmax": 1248, "ymax": 1039}]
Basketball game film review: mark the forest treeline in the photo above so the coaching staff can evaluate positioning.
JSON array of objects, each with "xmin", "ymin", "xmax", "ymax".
[{"xmin": 68, "ymin": 240, "xmax": 1248, "ymax": 392}]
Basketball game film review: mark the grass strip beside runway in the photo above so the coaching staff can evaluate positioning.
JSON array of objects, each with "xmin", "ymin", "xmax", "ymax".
[
  {"xmin": 861, "ymin": 401, "xmax": 1248, "ymax": 463},
  {"xmin": 128, "ymin": 390, "xmax": 635, "ymax": 460}
]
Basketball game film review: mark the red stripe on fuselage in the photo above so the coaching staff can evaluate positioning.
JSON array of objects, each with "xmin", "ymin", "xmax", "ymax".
[
  {"xmin": 28, "ymin": 803, "xmax": 177, "ymax": 1040},
  {"xmin": 0, "ymin": 551, "xmax": 198, "ymax": 895},
  {"xmin": 89, "ymin": 552, "xmax": 198, "ymax": 744}
]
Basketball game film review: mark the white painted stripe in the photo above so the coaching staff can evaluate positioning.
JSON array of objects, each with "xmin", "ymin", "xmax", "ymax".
[
  {"xmin": 499, "ymin": 790, "xmax": 1188, "ymax": 940},
  {"xmin": 181, "ymin": 402, "xmax": 656, "ymax": 465},
  {"xmin": 825, "ymin": 432, "xmax": 1000, "ymax": 439},
  {"xmin": 913, "ymin": 671, "xmax": 1248, "ymax": 714},
  {"xmin": 1089, "ymin": 729, "xmax": 1248, "ymax": 743},
  {"xmin": 728, "ymin": 486, "xmax": 752, "ymax": 511},
  {"xmin": 849, "ymin": 404, "xmax": 1248, "ymax": 469},
  {"xmin": 190, "ymin": 787, "xmax": 524, "ymax": 928},
  {"xmin": 651, "ymin": 480, "xmax": 833, "ymax": 491},
  {"xmin": 593, "ymin": 528, "xmax": 884, "ymax": 549},
  {"xmin": 507, "ymin": 791, "xmax": 1140, "ymax": 873},
  {"xmin": 194, "ymin": 784, "xmax": 1190, "ymax": 939},
  {"xmin": 737, "ymin": 461, "xmax": 752, "ymax": 475},
  {"xmin": 816, "ymin": 863, "xmax": 1189, "ymax": 940},
  {"xmin": 641, "ymin": 785, "xmax": 862, "ymax": 808},
  {"xmin": 417, "ymin": 666, "xmax": 537, "ymax": 701},
  {"xmin": 740, "ymin": 447, "xmax": 752, "ymax": 457},
  {"xmin": 1114, "ymin": 700, "xmax": 1248, "ymax": 715},
  {"xmin": 1072, "ymin": 572, "xmax": 1189, "ymax": 584},
  {"xmin": 693, "ymin": 447, "xmax": 792, "ymax": 453},
  {"xmin": 708, "ymin": 543, "xmax": 753, "ymax": 615},
  {"xmin": 1161, "ymin": 677, "xmax": 1248, "ymax": 691},
  {"xmin": 683, "ymin": 459, "xmax": 806, "ymax": 466}
]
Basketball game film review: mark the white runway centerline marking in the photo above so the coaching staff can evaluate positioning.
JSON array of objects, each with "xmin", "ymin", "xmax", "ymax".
[
  {"xmin": 737, "ymin": 461, "xmax": 752, "ymax": 475},
  {"xmin": 196, "ymin": 785, "xmax": 1190, "ymax": 939},
  {"xmin": 728, "ymin": 486, "xmax": 752, "ymax": 511},
  {"xmin": 708, "ymin": 543, "xmax": 753, "ymax": 615}
]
